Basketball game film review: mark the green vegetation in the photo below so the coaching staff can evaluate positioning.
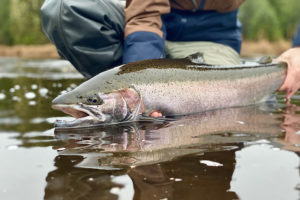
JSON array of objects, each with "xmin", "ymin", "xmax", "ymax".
[
  {"xmin": 239, "ymin": 0, "xmax": 300, "ymax": 41},
  {"xmin": 0, "ymin": 0, "xmax": 300, "ymax": 45},
  {"xmin": 0, "ymin": 0, "xmax": 48, "ymax": 45}
]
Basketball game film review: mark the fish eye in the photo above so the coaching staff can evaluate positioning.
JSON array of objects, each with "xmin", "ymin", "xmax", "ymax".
[{"xmin": 85, "ymin": 95, "xmax": 103, "ymax": 105}]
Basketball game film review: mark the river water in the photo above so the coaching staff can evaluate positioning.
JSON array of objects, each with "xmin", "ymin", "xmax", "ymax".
[{"xmin": 0, "ymin": 58, "xmax": 299, "ymax": 200}]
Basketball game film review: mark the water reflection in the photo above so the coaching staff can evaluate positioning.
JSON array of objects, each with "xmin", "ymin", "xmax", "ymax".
[
  {"xmin": 45, "ymin": 147, "xmax": 240, "ymax": 200},
  {"xmin": 1, "ymin": 58, "xmax": 300, "ymax": 200},
  {"xmin": 279, "ymin": 104, "xmax": 300, "ymax": 151},
  {"xmin": 54, "ymin": 106, "xmax": 284, "ymax": 167},
  {"xmin": 0, "ymin": 59, "xmax": 83, "ymax": 148},
  {"xmin": 47, "ymin": 105, "xmax": 300, "ymax": 199},
  {"xmin": 230, "ymin": 144, "xmax": 300, "ymax": 200}
]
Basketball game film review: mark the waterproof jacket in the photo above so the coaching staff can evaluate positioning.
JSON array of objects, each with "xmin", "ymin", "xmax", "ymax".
[
  {"xmin": 293, "ymin": 23, "xmax": 300, "ymax": 47},
  {"xmin": 123, "ymin": 0, "xmax": 246, "ymax": 64}
]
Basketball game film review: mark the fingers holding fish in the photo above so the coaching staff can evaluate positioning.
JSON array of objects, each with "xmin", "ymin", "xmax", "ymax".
[{"xmin": 276, "ymin": 47, "xmax": 300, "ymax": 100}]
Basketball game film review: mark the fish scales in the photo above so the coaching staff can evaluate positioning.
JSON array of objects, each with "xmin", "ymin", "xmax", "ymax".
[
  {"xmin": 130, "ymin": 67, "xmax": 284, "ymax": 115},
  {"xmin": 76, "ymin": 63, "xmax": 285, "ymax": 114},
  {"xmin": 52, "ymin": 57, "xmax": 287, "ymax": 127}
]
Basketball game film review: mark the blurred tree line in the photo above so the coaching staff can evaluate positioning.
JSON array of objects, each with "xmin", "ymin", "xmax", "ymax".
[
  {"xmin": 0, "ymin": 0, "xmax": 48, "ymax": 45},
  {"xmin": 239, "ymin": 0, "xmax": 300, "ymax": 41},
  {"xmin": 0, "ymin": 0, "xmax": 300, "ymax": 45}
]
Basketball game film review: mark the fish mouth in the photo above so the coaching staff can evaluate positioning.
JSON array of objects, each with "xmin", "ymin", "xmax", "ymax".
[
  {"xmin": 52, "ymin": 104, "xmax": 90, "ymax": 118},
  {"xmin": 52, "ymin": 104, "xmax": 110, "ymax": 128}
]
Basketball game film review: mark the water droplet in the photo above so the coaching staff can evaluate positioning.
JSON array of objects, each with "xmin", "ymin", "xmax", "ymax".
[
  {"xmin": 9, "ymin": 88, "xmax": 15, "ymax": 93},
  {"xmin": 14, "ymin": 85, "xmax": 20, "ymax": 90},
  {"xmin": 30, "ymin": 118, "xmax": 44, "ymax": 124},
  {"xmin": 88, "ymin": 177, "xmax": 94, "ymax": 181},
  {"xmin": 169, "ymin": 177, "xmax": 174, "ymax": 180},
  {"xmin": 39, "ymin": 88, "xmax": 48, "ymax": 97},
  {"xmin": 70, "ymin": 83, "xmax": 77, "ymax": 88},
  {"xmin": 200, "ymin": 160, "xmax": 223, "ymax": 167},
  {"xmin": 31, "ymin": 84, "xmax": 38, "ymax": 90},
  {"xmin": 236, "ymin": 121, "xmax": 245, "ymax": 125},
  {"xmin": 60, "ymin": 90, "xmax": 67, "ymax": 95},
  {"xmin": 174, "ymin": 178, "xmax": 182, "ymax": 182},
  {"xmin": 29, "ymin": 101, "xmax": 36, "ymax": 106},
  {"xmin": 12, "ymin": 96, "xmax": 21, "ymax": 102},
  {"xmin": 25, "ymin": 92, "xmax": 36, "ymax": 99},
  {"xmin": 0, "ymin": 93, "xmax": 6, "ymax": 100}
]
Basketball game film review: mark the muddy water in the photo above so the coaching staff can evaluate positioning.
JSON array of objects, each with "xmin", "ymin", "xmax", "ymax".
[{"xmin": 0, "ymin": 58, "xmax": 300, "ymax": 200}]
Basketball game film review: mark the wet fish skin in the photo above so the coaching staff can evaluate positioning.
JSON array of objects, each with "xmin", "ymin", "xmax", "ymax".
[{"xmin": 52, "ymin": 57, "xmax": 287, "ymax": 127}]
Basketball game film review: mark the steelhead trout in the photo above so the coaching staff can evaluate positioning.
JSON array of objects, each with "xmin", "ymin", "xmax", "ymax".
[{"xmin": 52, "ymin": 54, "xmax": 287, "ymax": 128}]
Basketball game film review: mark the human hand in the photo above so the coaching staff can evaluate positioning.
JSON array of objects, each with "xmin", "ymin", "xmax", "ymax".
[{"xmin": 275, "ymin": 47, "xmax": 300, "ymax": 100}]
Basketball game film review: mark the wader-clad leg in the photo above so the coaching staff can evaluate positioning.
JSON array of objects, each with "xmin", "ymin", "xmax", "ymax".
[
  {"xmin": 165, "ymin": 41, "xmax": 241, "ymax": 65},
  {"xmin": 41, "ymin": 0, "xmax": 125, "ymax": 78}
]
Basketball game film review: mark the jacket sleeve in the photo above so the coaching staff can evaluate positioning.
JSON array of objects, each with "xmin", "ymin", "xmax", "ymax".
[
  {"xmin": 293, "ymin": 23, "xmax": 300, "ymax": 47},
  {"xmin": 123, "ymin": 0, "xmax": 170, "ymax": 63}
]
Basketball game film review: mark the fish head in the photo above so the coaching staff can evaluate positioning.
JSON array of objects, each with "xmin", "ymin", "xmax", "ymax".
[
  {"xmin": 52, "ymin": 87, "xmax": 143, "ymax": 128},
  {"xmin": 52, "ymin": 89, "xmax": 104, "ymax": 109}
]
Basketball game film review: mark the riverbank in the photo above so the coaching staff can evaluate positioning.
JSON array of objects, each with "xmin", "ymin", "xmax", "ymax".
[
  {"xmin": 0, "ymin": 44, "xmax": 59, "ymax": 59},
  {"xmin": 0, "ymin": 40, "xmax": 291, "ymax": 59},
  {"xmin": 240, "ymin": 40, "xmax": 291, "ymax": 57}
]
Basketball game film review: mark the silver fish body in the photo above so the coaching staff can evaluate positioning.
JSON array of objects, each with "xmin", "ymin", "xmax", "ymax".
[{"xmin": 52, "ymin": 57, "xmax": 287, "ymax": 128}]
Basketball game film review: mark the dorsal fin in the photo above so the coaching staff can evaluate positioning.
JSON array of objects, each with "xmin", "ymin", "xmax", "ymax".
[
  {"xmin": 258, "ymin": 56, "xmax": 273, "ymax": 64},
  {"xmin": 186, "ymin": 52, "xmax": 207, "ymax": 65}
]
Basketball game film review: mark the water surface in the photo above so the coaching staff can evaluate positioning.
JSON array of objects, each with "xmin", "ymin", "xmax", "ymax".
[{"xmin": 0, "ymin": 58, "xmax": 300, "ymax": 200}]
